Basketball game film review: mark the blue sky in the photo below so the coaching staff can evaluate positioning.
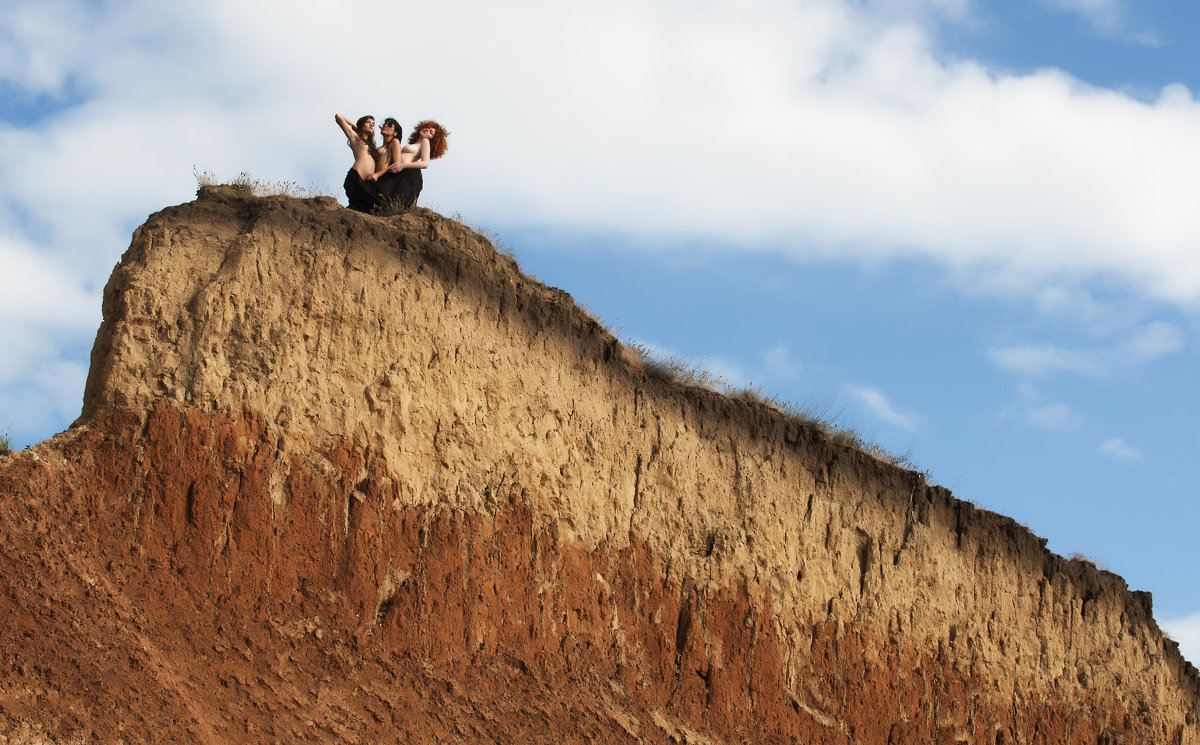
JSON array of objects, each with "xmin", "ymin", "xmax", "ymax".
[{"xmin": 2, "ymin": 0, "xmax": 1198, "ymax": 661}]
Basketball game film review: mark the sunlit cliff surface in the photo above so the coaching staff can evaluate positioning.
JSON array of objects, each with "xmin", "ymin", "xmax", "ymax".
[{"xmin": 1, "ymin": 187, "xmax": 1196, "ymax": 743}]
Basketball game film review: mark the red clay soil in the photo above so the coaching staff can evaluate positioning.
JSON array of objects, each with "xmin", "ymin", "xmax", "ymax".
[{"xmin": 0, "ymin": 403, "xmax": 1170, "ymax": 744}]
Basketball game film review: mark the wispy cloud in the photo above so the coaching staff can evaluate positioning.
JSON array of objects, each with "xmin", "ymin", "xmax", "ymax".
[
  {"xmin": 1039, "ymin": 0, "xmax": 1124, "ymax": 34},
  {"xmin": 1125, "ymin": 321, "xmax": 1185, "ymax": 360},
  {"xmin": 987, "ymin": 321, "xmax": 1185, "ymax": 377},
  {"xmin": 1025, "ymin": 403, "xmax": 1085, "ymax": 432},
  {"xmin": 844, "ymin": 384, "xmax": 918, "ymax": 431},
  {"xmin": 988, "ymin": 345, "xmax": 1106, "ymax": 378},
  {"xmin": 1099, "ymin": 437, "xmax": 1143, "ymax": 463},
  {"xmin": 997, "ymin": 383, "xmax": 1085, "ymax": 432},
  {"xmin": 861, "ymin": 0, "xmax": 969, "ymax": 24},
  {"xmin": 1160, "ymin": 611, "xmax": 1200, "ymax": 667},
  {"xmin": 1037, "ymin": 0, "xmax": 1163, "ymax": 45},
  {"xmin": 761, "ymin": 345, "xmax": 802, "ymax": 381}
]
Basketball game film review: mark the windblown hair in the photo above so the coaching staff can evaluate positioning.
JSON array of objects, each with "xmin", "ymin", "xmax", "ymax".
[
  {"xmin": 409, "ymin": 120, "xmax": 450, "ymax": 159},
  {"xmin": 380, "ymin": 118, "xmax": 403, "ymax": 166},
  {"xmin": 355, "ymin": 115, "xmax": 378, "ymax": 151},
  {"xmin": 382, "ymin": 117, "xmax": 403, "ymax": 142}
]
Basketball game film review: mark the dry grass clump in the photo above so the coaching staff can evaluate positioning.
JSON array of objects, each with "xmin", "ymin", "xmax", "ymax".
[
  {"xmin": 622, "ymin": 344, "xmax": 918, "ymax": 470},
  {"xmin": 374, "ymin": 197, "xmax": 411, "ymax": 218},
  {"xmin": 0, "ymin": 423, "xmax": 12, "ymax": 456},
  {"xmin": 1067, "ymin": 552, "xmax": 1107, "ymax": 571},
  {"xmin": 793, "ymin": 413, "xmax": 916, "ymax": 469},
  {"xmin": 193, "ymin": 167, "xmax": 334, "ymax": 199},
  {"xmin": 448, "ymin": 213, "xmax": 519, "ymax": 260},
  {"xmin": 736, "ymin": 388, "xmax": 913, "ymax": 466},
  {"xmin": 624, "ymin": 343, "xmax": 729, "ymax": 390}
]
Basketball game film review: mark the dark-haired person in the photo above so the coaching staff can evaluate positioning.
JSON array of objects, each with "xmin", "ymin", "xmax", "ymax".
[
  {"xmin": 334, "ymin": 113, "xmax": 384, "ymax": 212},
  {"xmin": 371, "ymin": 117, "xmax": 404, "ymax": 189},
  {"xmin": 377, "ymin": 120, "xmax": 449, "ymax": 209}
]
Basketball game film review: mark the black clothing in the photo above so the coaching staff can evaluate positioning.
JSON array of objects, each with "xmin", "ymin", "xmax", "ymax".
[
  {"xmin": 377, "ymin": 168, "xmax": 422, "ymax": 209},
  {"xmin": 343, "ymin": 169, "xmax": 381, "ymax": 213}
]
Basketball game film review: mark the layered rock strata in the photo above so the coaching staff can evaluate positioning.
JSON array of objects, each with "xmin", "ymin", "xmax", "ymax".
[{"xmin": 1, "ymin": 188, "xmax": 1196, "ymax": 743}]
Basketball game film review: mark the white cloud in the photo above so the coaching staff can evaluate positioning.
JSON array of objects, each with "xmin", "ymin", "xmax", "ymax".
[
  {"xmin": 987, "ymin": 321, "xmax": 1185, "ymax": 377},
  {"xmin": 1099, "ymin": 437, "xmax": 1142, "ymax": 463},
  {"xmin": 861, "ymin": 0, "xmax": 969, "ymax": 24},
  {"xmin": 3, "ymin": 0, "xmax": 1200, "ymax": 444},
  {"xmin": 988, "ymin": 345, "xmax": 1105, "ymax": 377},
  {"xmin": 844, "ymin": 384, "xmax": 918, "ymax": 431},
  {"xmin": 1025, "ymin": 403, "xmax": 1084, "ymax": 432},
  {"xmin": 762, "ymin": 345, "xmax": 802, "ymax": 381},
  {"xmin": 5, "ymin": 0, "xmax": 1200, "ymax": 301},
  {"xmin": 1039, "ymin": 0, "xmax": 1123, "ymax": 34},
  {"xmin": 1125, "ymin": 321, "xmax": 1185, "ymax": 360},
  {"xmin": 0, "ymin": 232, "xmax": 97, "ymax": 443},
  {"xmin": 0, "ymin": 323, "xmax": 89, "ymax": 446},
  {"xmin": 4, "ymin": 0, "xmax": 1200, "ymax": 302},
  {"xmin": 997, "ymin": 383, "xmax": 1084, "ymax": 432},
  {"xmin": 0, "ymin": 236, "xmax": 99, "ymax": 327},
  {"xmin": 1030, "ymin": 286, "xmax": 1127, "ymax": 332},
  {"xmin": 1160, "ymin": 611, "xmax": 1200, "ymax": 667}
]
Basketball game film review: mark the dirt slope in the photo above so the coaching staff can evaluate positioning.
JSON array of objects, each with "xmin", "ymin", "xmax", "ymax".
[{"xmin": 1, "ymin": 188, "xmax": 1196, "ymax": 744}]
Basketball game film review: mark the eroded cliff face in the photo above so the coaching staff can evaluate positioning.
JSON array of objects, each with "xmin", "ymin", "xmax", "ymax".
[{"xmin": 1, "ymin": 188, "xmax": 1196, "ymax": 744}]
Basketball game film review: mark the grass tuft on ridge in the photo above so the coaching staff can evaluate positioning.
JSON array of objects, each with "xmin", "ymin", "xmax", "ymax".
[{"xmin": 193, "ymin": 167, "xmax": 334, "ymax": 199}]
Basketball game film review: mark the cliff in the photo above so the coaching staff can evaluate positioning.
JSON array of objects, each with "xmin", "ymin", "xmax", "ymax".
[{"xmin": 0, "ymin": 187, "xmax": 1196, "ymax": 744}]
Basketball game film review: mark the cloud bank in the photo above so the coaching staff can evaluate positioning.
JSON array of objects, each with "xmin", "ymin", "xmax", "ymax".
[{"xmin": 2, "ymin": 0, "xmax": 1200, "ymax": 444}]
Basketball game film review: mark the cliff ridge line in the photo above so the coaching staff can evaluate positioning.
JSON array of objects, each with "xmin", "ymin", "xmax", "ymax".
[{"xmin": 0, "ymin": 187, "xmax": 1195, "ymax": 743}]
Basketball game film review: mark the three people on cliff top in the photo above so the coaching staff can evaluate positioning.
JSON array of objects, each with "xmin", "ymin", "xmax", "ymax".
[{"xmin": 335, "ymin": 114, "xmax": 449, "ymax": 213}]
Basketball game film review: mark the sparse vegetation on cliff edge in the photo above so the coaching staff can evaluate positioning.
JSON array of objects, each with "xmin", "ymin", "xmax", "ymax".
[
  {"xmin": 0, "ymin": 424, "xmax": 11, "ymax": 456},
  {"xmin": 625, "ymin": 342, "xmax": 919, "ymax": 470},
  {"xmin": 193, "ymin": 167, "xmax": 333, "ymax": 200}
]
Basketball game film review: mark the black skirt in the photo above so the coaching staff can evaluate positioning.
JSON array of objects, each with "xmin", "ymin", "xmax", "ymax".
[
  {"xmin": 377, "ymin": 168, "xmax": 423, "ymax": 209},
  {"xmin": 343, "ymin": 169, "xmax": 381, "ymax": 213}
]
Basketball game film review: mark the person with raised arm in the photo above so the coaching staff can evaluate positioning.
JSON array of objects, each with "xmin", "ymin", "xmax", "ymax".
[
  {"xmin": 335, "ymin": 113, "xmax": 385, "ymax": 212},
  {"xmin": 377, "ymin": 120, "xmax": 449, "ymax": 209}
]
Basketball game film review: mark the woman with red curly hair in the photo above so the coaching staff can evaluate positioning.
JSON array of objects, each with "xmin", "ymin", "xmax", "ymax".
[{"xmin": 377, "ymin": 120, "xmax": 449, "ymax": 209}]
